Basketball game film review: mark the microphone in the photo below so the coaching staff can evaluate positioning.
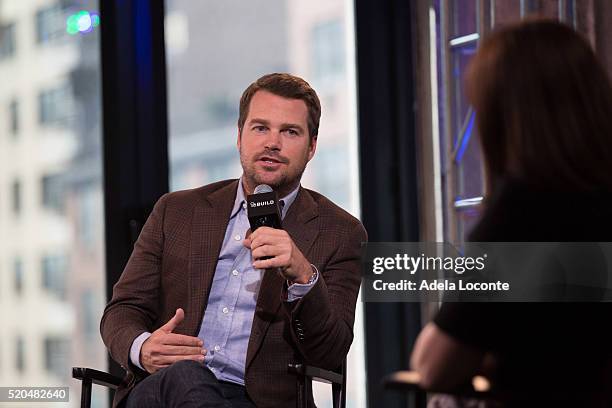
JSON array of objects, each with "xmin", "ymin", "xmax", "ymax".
[{"xmin": 246, "ymin": 184, "xmax": 282, "ymax": 231}]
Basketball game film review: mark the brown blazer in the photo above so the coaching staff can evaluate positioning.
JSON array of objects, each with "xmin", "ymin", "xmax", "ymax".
[{"xmin": 100, "ymin": 179, "xmax": 367, "ymax": 407}]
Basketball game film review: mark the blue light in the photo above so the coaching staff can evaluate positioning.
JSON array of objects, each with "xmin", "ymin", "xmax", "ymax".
[{"xmin": 455, "ymin": 111, "xmax": 475, "ymax": 164}]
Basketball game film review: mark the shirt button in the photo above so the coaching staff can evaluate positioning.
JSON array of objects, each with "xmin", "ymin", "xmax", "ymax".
[
  {"xmin": 234, "ymin": 234, "xmax": 241, "ymax": 241},
  {"xmin": 222, "ymin": 307, "xmax": 229, "ymax": 314},
  {"xmin": 210, "ymin": 367, "xmax": 216, "ymax": 372},
  {"xmin": 232, "ymin": 269, "xmax": 239, "ymax": 276},
  {"xmin": 214, "ymin": 345, "xmax": 220, "ymax": 352},
  {"xmin": 242, "ymin": 202, "xmax": 246, "ymax": 209}
]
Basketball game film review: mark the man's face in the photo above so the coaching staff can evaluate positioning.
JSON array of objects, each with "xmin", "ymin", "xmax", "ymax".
[{"xmin": 237, "ymin": 90, "xmax": 317, "ymax": 196}]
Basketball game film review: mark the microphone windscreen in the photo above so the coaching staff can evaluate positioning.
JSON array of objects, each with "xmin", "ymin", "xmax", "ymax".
[{"xmin": 254, "ymin": 184, "xmax": 273, "ymax": 194}]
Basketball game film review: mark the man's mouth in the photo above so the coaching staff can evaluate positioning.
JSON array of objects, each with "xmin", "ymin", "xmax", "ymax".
[{"xmin": 258, "ymin": 156, "xmax": 284, "ymax": 164}]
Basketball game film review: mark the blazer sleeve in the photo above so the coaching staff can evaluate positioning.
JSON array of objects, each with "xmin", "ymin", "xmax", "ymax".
[
  {"xmin": 100, "ymin": 193, "xmax": 168, "ymax": 372},
  {"xmin": 282, "ymin": 220, "xmax": 367, "ymax": 370}
]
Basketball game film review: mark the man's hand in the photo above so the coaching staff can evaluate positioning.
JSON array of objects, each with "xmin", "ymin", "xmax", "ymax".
[
  {"xmin": 140, "ymin": 308, "xmax": 207, "ymax": 374},
  {"xmin": 244, "ymin": 227, "xmax": 314, "ymax": 283}
]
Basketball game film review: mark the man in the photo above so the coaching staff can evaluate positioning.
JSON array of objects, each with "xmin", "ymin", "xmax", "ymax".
[{"xmin": 101, "ymin": 73, "xmax": 367, "ymax": 407}]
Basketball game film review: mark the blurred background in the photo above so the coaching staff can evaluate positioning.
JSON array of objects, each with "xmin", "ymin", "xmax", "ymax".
[{"xmin": 0, "ymin": 0, "xmax": 610, "ymax": 407}]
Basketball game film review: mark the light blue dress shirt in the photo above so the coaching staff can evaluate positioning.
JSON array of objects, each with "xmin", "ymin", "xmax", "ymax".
[{"xmin": 129, "ymin": 179, "xmax": 318, "ymax": 385}]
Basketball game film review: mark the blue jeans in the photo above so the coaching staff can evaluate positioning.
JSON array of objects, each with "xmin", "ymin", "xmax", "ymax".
[{"xmin": 125, "ymin": 360, "xmax": 256, "ymax": 408}]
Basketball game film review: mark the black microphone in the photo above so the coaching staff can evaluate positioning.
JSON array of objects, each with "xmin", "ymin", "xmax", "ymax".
[{"xmin": 246, "ymin": 184, "xmax": 282, "ymax": 231}]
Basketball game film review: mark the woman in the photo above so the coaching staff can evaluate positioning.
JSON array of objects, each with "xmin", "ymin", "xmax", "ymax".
[{"xmin": 411, "ymin": 20, "xmax": 612, "ymax": 407}]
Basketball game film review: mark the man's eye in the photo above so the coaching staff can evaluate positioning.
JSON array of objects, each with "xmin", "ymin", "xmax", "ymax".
[
  {"xmin": 253, "ymin": 126, "xmax": 267, "ymax": 132},
  {"xmin": 284, "ymin": 129, "xmax": 298, "ymax": 136}
]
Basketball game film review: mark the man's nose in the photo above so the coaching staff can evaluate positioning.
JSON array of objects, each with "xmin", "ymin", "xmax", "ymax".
[{"xmin": 264, "ymin": 130, "xmax": 282, "ymax": 151}]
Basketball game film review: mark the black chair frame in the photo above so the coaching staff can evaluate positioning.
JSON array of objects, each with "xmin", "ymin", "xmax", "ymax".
[{"xmin": 73, "ymin": 360, "xmax": 346, "ymax": 408}]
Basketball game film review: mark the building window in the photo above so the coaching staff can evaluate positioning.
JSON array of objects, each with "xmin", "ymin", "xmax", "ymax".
[
  {"xmin": 315, "ymin": 147, "xmax": 350, "ymax": 210},
  {"xmin": 9, "ymin": 99, "xmax": 19, "ymax": 136},
  {"xmin": 15, "ymin": 336, "xmax": 25, "ymax": 373},
  {"xmin": 36, "ymin": 5, "xmax": 66, "ymax": 44},
  {"xmin": 43, "ymin": 337, "xmax": 70, "ymax": 378},
  {"xmin": 81, "ymin": 289, "xmax": 97, "ymax": 339},
  {"xmin": 41, "ymin": 255, "xmax": 67, "ymax": 299},
  {"xmin": 14, "ymin": 258, "xmax": 24, "ymax": 295},
  {"xmin": 311, "ymin": 20, "xmax": 345, "ymax": 83},
  {"xmin": 41, "ymin": 174, "xmax": 65, "ymax": 213},
  {"xmin": 0, "ymin": 23, "xmax": 16, "ymax": 60},
  {"xmin": 78, "ymin": 184, "xmax": 99, "ymax": 249},
  {"xmin": 38, "ymin": 84, "xmax": 74, "ymax": 126},
  {"xmin": 11, "ymin": 179, "xmax": 22, "ymax": 215}
]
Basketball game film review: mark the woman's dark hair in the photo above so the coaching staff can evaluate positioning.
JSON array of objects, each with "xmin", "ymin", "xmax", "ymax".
[{"xmin": 466, "ymin": 19, "xmax": 612, "ymax": 192}]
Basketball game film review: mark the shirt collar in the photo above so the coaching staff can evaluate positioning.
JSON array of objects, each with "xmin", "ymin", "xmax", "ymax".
[{"xmin": 231, "ymin": 177, "xmax": 300, "ymax": 220}]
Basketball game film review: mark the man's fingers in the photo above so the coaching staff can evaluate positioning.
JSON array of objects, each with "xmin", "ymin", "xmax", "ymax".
[
  {"xmin": 243, "ymin": 237, "xmax": 251, "ymax": 248},
  {"xmin": 249, "ymin": 228, "xmax": 287, "ymax": 247},
  {"xmin": 253, "ymin": 257, "xmax": 282, "ymax": 270},
  {"xmin": 250, "ymin": 226, "xmax": 275, "ymax": 237},
  {"xmin": 251, "ymin": 244, "xmax": 279, "ymax": 259},
  {"xmin": 163, "ymin": 333, "xmax": 204, "ymax": 347},
  {"xmin": 162, "ymin": 345, "xmax": 207, "ymax": 356},
  {"xmin": 160, "ymin": 308, "xmax": 185, "ymax": 332}
]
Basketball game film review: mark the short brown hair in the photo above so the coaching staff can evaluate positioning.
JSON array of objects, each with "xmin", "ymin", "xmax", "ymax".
[
  {"xmin": 238, "ymin": 73, "xmax": 321, "ymax": 139},
  {"xmin": 467, "ymin": 19, "xmax": 612, "ymax": 192}
]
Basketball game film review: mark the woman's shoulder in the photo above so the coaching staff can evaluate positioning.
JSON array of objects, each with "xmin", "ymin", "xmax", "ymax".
[{"xmin": 469, "ymin": 178, "xmax": 612, "ymax": 242}]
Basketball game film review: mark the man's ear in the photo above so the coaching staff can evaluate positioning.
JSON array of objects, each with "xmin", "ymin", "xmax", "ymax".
[
  {"xmin": 307, "ymin": 136, "xmax": 318, "ymax": 161},
  {"xmin": 237, "ymin": 126, "xmax": 242, "ymax": 150}
]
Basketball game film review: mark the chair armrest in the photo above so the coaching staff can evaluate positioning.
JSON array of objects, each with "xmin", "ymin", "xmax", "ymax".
[
  {"xmin": 288, "ymin": 363, "xmax": 343, "ymax": 385},
  {"xmin": 381, "ymin": 370, "xmax": 423, "ymax": 392},
  {"xmin": 72, "ymin": 367, "xmax": 123, "ymax": 389},
  {"xmin": 382, "ymin": 370, "xmax": 494, "ymax": 398}
]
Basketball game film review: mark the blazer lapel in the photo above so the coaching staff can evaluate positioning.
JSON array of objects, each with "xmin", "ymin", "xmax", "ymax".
[
  {"xmin": 246, "ymin": 187, "xmax": 320, "ymax": 369},
  {"xmin": 187, "ymin": 180, "xmax": 238, "ymax": 335}
]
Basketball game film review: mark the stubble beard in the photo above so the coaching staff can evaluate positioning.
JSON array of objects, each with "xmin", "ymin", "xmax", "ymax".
[{"xmin": 240, "ymin": 153, "xmax": 307, "ymax": 195}]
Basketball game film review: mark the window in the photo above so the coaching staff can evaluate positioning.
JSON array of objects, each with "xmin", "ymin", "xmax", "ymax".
[
  {"xmin": 11, "ymin": 179, "xmax": 22, "ymax": 215},
  {"xmin": 15, "ymin": 336, "xmax": 25, "ymax": 373},
  {"xmin": 165, "ymin": 2, "xmax": 363, "ymax": 406},
  {"xmin": 315, "ymin": 147, "xmax": 350, "ymax": 210},
  {"xmin": 14, "ymin": 258, "xmax": 24, "ymax": 295},
  {"xmin": 81, "ymin": 289, "xmax": 98, "ymax": 339},
  {"xmin": 311, "ymin": 20, "xmax": 345, "ymax": 84},
  {"xmin": 0, "ymin": 23, "xmax": 16, "ymax": 60},
  {"xmin": 38, "ymin": 84, "xmax": 74, "ymax": 126},
  {"xmin": 36, "ymin": 5, "xmax": 66, "ymax": 44},
  {"xmin": 43, "ymin": 337, "xmax": 70, "ymax": 378},
  {"xmin": 9, "ymin": 99, "xmax": 19, "ymax": 136},
  {"xmin": 77, "ymin": 184, "xmax": 99, "ymax": 249},
  {"xmin": 433, "ymin": 0, "xmax": 580, "ymax": 243},
  {"xmin": 41, "ymin": 255, "xmax": 67, "ymax": 299},
  {"xmin": 0, "ymin": 2, "xmax": 106, "ymax": 404},
  {"xmin": 41, "ymin": 174, "xmax": 65, "ymax": 212}
]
